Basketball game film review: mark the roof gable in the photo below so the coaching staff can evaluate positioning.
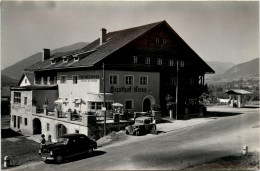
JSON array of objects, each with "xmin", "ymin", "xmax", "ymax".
[{"xmin": 18, "ymin": 72, "xmax": 35, "ymax": 86}]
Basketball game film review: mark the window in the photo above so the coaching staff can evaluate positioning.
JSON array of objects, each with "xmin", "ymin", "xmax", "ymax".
[
  {"xmin": 155, "ymin": 37, "xmax": 160, "ymax": 44},
  {"xmin": 169, "ymin": 59, "xmax": 174, "ymax": 66},
  {"xmin": 109, "ymin": 75, "xmax": 118, "ymax": 85},
  {"xmin": 14, "ymin": 92, "xmax": 21, "ymax": 103},
  {"xmin": 140, "ymin": 76, "xmax": 148, "ymax": 86},
  {"xmin": 60, "ymin": 75, "xmax": 66, "ymax": 84},
  {"xmin": 190, "ymin": 78, "xmax": 194, "ymax": 85},
  {"xmin": 133, "ymin": 56, "xmax": 138, "ymax": 64},
  {"xmin": 96, "ymin": 102, "xmax": 102, "ymax": 110},
  {"xmin": 13, "ymin": 115, "xmax": 16, "ymax": 127},
  {"xmin": 105, "ymin": 102, "xmax": 113, "ymax": 110},
  {"xmin": 90, "ymin": 102, "xmax": 104, "ymax": 110},
  {"xmin": 145, "ymin": 57, "xmax": 150, "ymax": 65},
  {"xmin": 75, "ymin": 130, "xmax": 79, "ymax": 133},
  {"xmin": 125, "ymin": 100, "xmax": 133, "ymax": 110},
  {"xmin": 157, "ymin": 58, "xmax": 162, "ymax": 65},
  {"xmin": 75, "ymin": 103, "xmax": 80, "ymax": 108},
  {"xmin": 74, "ymin": 57, "xmax": 79, "ymax": 62},
  {"xmin": 51, "ymin": 59, "xmax": 56, "ymax": 64},
  {"xmin": 63, "ymin": 57, "xmax": 68, "ymax": 63},
  {"xmin": 73, "ymin": 75, "xmax": 78, "ymax": 84},
  {"xmin": 125, "ymin": 76, "xmax": 133, "ymax": 85},
  {"xmin": 25, "ymin": 79, "xmax": 27, "ymax": 84},
  {"xmin": 91, "ymin": 102, "xmax": 96, "ymax": 110},
  {"xmin": 24, "ymin": 118, "xmax": 27, "ymax": 126},
  {"xmin": 47, "ymin": 123, "xmax": 50, "ymax": 131},
  {"xmin": 180, "ymin": 61, "xmax": 185, "ymax": 67},
  {"xmin": 24, "ymin": 97, "xmax": 27, "ymax": 105},
  {"xmin": 163, "ymin": 39, "xmax": 167, "ymax": 45}
]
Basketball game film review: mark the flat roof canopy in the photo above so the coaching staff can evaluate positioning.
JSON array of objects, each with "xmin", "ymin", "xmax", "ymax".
[{"xmin": 225, "ymin": 89, "xmax": 252, "ymax": 95}]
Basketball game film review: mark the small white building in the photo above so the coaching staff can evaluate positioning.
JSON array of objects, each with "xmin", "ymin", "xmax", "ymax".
[{"xmin": 226, "ymin": 89, "xmax": 252, "ymax": 108}]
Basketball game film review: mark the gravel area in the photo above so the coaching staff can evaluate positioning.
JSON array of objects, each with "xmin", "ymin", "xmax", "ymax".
[{"xmin": 97, "ymin": 130, "xmax": 128, "ymax": 147}]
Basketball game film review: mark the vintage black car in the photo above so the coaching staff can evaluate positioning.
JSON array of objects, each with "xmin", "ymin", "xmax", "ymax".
[
  {"xmin": 39, "ymin": 133, "xmax": 97, "ymax": 163},
  {"xmin": 125, "ymin": 117, "xmax": 156, "ymax": 136}
]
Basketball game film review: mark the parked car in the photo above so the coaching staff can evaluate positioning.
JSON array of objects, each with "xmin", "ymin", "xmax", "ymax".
[
  {"xmin": 39, "ymin": 133, "xmax": 97, "ymax": 163},
  {"xmin": 125, "ymin": 116, "xmax": 156, "ymax": 136}
]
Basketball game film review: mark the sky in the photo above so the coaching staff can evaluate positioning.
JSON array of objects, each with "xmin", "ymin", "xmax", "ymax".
[{"xmin": 1, "ymin": 1, "xmax": 259, "ymax": 69}]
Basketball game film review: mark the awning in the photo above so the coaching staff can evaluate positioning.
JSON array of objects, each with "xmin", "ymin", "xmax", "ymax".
[
  {"xmin": 112, "ymin": 103, "xmax": 124, "ymax": 107},
  {"xmin": 86, "ymin": 93, "xmax": 114, "ymax": 102},
  {"xmin": 73, "ymin": 98, "xmax": 86, "ymax": 104},
  {"xmin": 54, "ymin": 99, "xmax": 63, "ymax": 103}
]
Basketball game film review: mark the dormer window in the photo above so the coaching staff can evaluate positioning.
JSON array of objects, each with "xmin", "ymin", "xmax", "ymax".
[
  {"xmin": 51, "ymin": 59, "xmax": 56, "ymax": 64},
  {"xmin": 74, "ymin": 57, "xmax": 79, "ymax": 62},
  {"xmin": 63, "ymin": 57, "xmax": 68, "ymax": 63}
]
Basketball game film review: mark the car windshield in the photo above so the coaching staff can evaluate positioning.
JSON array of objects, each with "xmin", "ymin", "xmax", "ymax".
[
  {"xmin": 135, "ymin": 120, "xmax": 144, "ymax": 124},
  {"xmin": 57, "ymin": 137, "xmax": 69, "ymax": 145}
]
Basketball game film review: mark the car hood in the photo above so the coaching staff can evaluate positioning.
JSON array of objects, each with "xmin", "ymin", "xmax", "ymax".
[
  {"xmin": 44, "ymin": 143, "xmax": 66, "ymax": 150},
  {"xmin": 132, "ymin": 123, "xmax": 144, "ymax": 127}
]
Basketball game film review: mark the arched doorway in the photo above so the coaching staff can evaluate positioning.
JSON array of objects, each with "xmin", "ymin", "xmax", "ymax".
[
  {"xmin": 143, "ymin": 98, "xmax": 151, "ymax": 112},
  {"xmin": 56, "ymin": 124, "xmax": 67, "ymax": 138},
  {"xmin": 33, "ymin": 118, "xmax": 42, "ymax": 135},
  {"xmin": 142, "ymin": 95, "xmax": 156, "ymax": 112}
]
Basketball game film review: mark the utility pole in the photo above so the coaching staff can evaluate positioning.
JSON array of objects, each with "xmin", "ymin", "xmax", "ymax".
[
  {"xmin": 102, "ymin": 62, "xmax": 106, "ymax": 136},
  {"xmin": 176, "ymin": 60, "xmax": 178, "ymax": 120}
]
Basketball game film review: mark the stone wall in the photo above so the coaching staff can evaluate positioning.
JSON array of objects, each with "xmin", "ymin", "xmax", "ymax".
[{"xmin": 10, "ymin": 90, "xmax": 35, "ymax": 134}]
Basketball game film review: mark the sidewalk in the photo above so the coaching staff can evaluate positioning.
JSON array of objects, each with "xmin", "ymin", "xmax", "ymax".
[{"xmin": 156, "ymin": 117, "xmax": 215, "ymax": 133}]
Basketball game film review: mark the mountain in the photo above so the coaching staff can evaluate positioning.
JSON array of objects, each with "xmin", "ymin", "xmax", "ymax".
[
  {"xmin": 1, "ymin": 42, "xmax": 89, "ymax": 80},
  {"xmin": 205, "ymin": 61, "xmax": 235, "ymax": 79},
  {"xmin": 211, "ymin": 58, "xmax": 259, "ymax": 81},
  {"xmin": 1, "ymin": 74, "xmax": 18, "ymax": 85}
]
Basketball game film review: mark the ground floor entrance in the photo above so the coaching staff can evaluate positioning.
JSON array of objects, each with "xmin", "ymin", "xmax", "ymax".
[
  {"xmin": 142, "ymin": 95, "xmax": 155, "ymax": 112},
  {"xmin": 56, "ymin": 124, "xmax": 67, "ymax": 138},
  {"xmin": 33, "ymin": 118, "xmax": 42, "ymax": 135}
]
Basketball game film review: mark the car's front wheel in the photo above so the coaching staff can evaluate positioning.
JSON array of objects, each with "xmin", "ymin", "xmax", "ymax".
[
  {"xmin": 88, "ymin": 147, "xmax": 93, "ymax": 155},
  {"xmin": 56, "ymin": 155, "xmax": 63, "ymax": 163}
]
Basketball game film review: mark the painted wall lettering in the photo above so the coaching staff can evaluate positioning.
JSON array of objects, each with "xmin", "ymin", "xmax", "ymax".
[{"xmin": 110, "ymin": 86, "xmax": 147, "ymax": 93}]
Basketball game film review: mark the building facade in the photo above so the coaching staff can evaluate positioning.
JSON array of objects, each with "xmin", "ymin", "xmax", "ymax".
[{"xmin": 10, "ymin": 20, "xmax": 214, "ymax": 139}]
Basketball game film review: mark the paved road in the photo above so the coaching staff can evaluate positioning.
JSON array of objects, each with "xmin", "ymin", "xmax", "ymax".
[{"xmin": 10, "ymin": 108, "xmax": 260, "ymax": 170}]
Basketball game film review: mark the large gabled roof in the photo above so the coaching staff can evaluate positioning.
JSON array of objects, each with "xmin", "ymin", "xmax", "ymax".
[
  {"xmin": 25, "ymin": 20, "xmax": 214, "ymax": 73},
  {"xmin": 25, "ymin": 21, "xmax": 162, "ymax": 71}
]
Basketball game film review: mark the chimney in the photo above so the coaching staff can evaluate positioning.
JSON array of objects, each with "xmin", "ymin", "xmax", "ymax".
[
  {"xmin": 100, "ymin": 28, "xmax": 107, "ymax": 45},
  {"xmin": 42, "ymin": 48, "xmax": 50, "ymax": 61}
]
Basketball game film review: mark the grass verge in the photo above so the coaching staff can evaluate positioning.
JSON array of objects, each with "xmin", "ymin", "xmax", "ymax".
[
  {"xmin": 1, "ymin": 136, "xmax": 41, "ymax": 169},
  {"xmin": 187, "ymin": 152, "xmax": 260, "ymax": 170}
]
